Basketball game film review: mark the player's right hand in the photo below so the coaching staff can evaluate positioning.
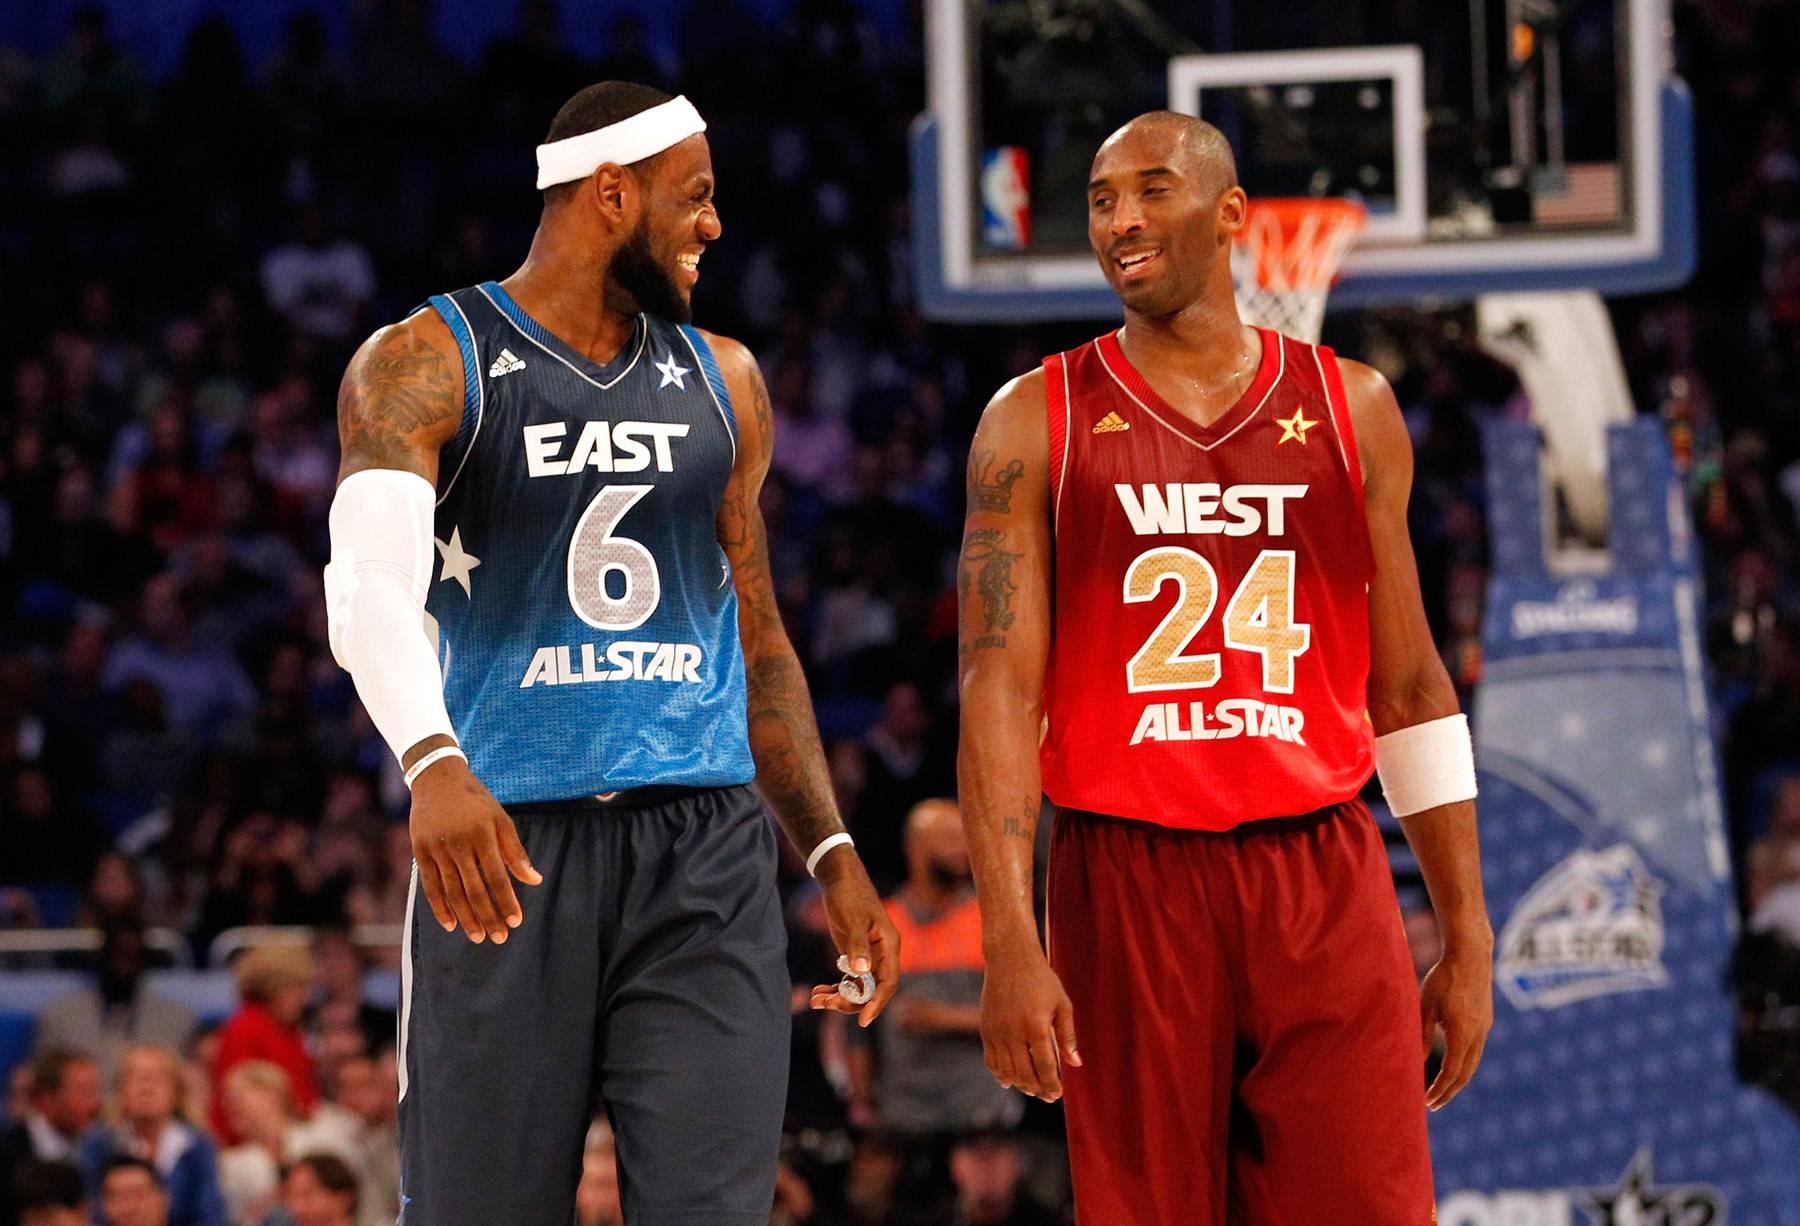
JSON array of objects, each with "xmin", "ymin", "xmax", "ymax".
[
  {"xmin": 979, "ymin": 941, "xmax": 1081, "ymax": 1103},
  {"xmin": 409, "ymin": 758, "xmax": 542, "ymax": 944}
]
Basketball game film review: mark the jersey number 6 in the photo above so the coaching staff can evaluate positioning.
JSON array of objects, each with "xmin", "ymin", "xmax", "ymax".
[
  {"xmin": 1123, "ymin": 547, "xmax": 1311, "ymax": 695},
  {"xmin": 567, "ymin": 485, "xmax": 660, "ymax": 632}
]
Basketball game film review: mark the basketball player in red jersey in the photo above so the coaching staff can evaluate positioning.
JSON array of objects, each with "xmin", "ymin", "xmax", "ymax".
[{"xmin": 957, "ymin": 112, "xmax": 1494, "ymax": 1223}]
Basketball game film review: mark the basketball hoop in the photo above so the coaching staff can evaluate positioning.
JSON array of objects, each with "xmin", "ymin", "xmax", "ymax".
[{"xmin": 1231, "ymin": 198, "xmax": 1367, "ymax": 343}]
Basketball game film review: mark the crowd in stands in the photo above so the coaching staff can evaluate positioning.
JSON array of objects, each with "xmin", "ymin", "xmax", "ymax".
[{"xmin": 0, "ymin": 0, "xmax": 1797, "ymax": 1221}]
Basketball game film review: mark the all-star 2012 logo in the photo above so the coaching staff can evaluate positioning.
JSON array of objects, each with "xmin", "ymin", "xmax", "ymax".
[
  {"xmin": 1437, "ymin": 1151, "xmax": 1729, "ymax": 1226},
  {"xmin": 1578, "ymin": 1148, "xmax": 1725, "ymax": 1225},
  {"xmin": 1496, "ymin": 843, "xmax": 1670, "ymax": 1010}
]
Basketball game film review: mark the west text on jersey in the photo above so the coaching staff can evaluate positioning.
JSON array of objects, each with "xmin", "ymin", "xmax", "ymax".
[
  {"xmin": 1114, "ymin": 483, "xmax": 1309, "ymax": 536},
  {"xmin": 523, "ymin": 421, "xmax": 691, "ymax": 476},
  {"xmin": 519, "ymin": 641, "xmax": 704, "ymax": 687}
]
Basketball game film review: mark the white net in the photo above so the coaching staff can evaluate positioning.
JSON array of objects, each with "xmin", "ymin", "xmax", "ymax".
[{"xmin": 1230, "ymin": 198, "xmax": 1367, "ymax": 343}]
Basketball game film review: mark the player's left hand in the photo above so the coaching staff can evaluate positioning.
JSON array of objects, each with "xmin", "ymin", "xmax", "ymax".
[
  {"xmin": 808, "ymin": 847, "xmax": 900, "ymax": 1027},
  {"xmin": 1420, "ymin": 944, "xmax": 1494, "ymax": 1110}
]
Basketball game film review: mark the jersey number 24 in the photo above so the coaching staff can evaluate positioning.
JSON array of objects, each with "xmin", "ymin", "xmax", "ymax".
[{"xmin": 1124, "ymin": 547, "xmax": 1311, "ymax": 694}]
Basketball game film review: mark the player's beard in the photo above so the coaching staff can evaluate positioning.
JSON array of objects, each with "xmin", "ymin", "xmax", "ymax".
[{"xmin": 607, "ymin": 219, "xmax": 691, "ymax": 324}]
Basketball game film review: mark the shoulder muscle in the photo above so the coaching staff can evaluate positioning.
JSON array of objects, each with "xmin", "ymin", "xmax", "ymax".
[
  {"xmin": 1336, "ymin": 356, "xmax": 1412, "ymax": 504},
  {"xmin": 690, "ymin": 327, "xmax": 770, "ymax": 470},
  {"xmin": 972, "ymin": 370, "xmax": 1050, "ymax": 475},
  {"xmin": 336, "ymin": 309, "xmax": 464, "ymax": 484}
]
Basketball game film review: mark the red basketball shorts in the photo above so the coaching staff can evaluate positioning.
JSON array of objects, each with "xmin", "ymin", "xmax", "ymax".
[{"xmin": 1046, "ymin": 797, "xmax": 1435, "ymax": 1225}]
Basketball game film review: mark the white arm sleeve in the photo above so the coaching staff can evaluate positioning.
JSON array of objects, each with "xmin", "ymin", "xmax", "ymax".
[{"xmin": 323, "ymin": 469, "xmax": 457, "ymax": 765}]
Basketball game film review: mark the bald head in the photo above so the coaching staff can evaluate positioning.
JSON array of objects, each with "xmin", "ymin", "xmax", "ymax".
[
  {"xmin": 905, "ymin": 798, "xmax": 962, "ymax": 847},
  {"xmin": 904, "ymin": 798, "xmax": 970, "ymax": 892},
  {"xmin": 1093, "ymin": 112, "xmax": 1237, "ymax": 197}
]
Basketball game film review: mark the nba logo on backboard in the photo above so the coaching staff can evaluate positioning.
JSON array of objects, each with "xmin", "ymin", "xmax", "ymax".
[{"xmin": 980, "ymin": 147, "xmax": 1030, "ymax": 251}]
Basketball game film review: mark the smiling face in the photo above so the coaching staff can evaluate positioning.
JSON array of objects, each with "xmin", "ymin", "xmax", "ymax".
[
  {"xmin": 1086, "ymin": 114, "xmax": 1245, "ymax": 318},
  {"xmin": 612, "ymin": 133, "xmax": 720, "ymax": 323}
]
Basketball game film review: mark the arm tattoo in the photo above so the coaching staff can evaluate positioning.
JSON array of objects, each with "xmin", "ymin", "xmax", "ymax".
[
  {"xmin": 749, "ymin": 359, "xmax": 775, "ymax": 465},
  {"xmin": 716, "ymin": 352, "xmax": 774, "ymax": 555},
  {"xmin": 722, "ymin": 361, "xmax": 844, "ymax": 852},
  {"xmin": 1001, "ymin": 806, "xmax": 1035, "ymax": 841},
  {"xmin": 745, "ymin": 653, "xmax": 844, "ymax": 852},
  {"xmin": 968, "ymin": 448, "xmax": 1025, "ymax": 513},
  {"xmin": 717, "ymin": 485, "xmax": 752, "ymax": 552},
  {"xmin": 960, "ymin": 528, "xmax": 1023, "ymax": 649},
  {"xmin": 337, "ymin": 327, "xmax": 460, "ymax": 476}
]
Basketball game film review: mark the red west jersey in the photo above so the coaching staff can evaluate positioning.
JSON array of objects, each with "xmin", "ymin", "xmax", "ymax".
[{"xmin": 1038, "ymin": 327, "xmax": 1375, "ymax": 831}]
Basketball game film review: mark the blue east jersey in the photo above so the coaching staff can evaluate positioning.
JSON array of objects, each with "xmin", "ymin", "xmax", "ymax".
[{"xmin": 418, "ymin": 281, "xmax": 754, "ymax": 804}]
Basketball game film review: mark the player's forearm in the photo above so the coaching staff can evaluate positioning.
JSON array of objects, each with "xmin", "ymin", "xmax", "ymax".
[
  {"xmin": 957, "ymin": 674, "xmax": 1044, "ymax": 953},
  {"xmin": 743, "ymin": 638, "xmax": 845, "ymax": 856},
  {"xmin": 1367, "ymin": 655, "xmax": 1461, "ymax": 736},
  {"xmin": 1397, "ymin": 801, "xmax": 1491, "ymax": 954},
  {"xmin": 1375, "ymin": 660, "xmax": 1489, "ymax": 951}
]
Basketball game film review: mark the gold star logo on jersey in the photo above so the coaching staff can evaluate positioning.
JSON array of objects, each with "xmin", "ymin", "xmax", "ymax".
[
  {"xmin": 1092, "ymin": 411, "xmax": 1131, "ymax": 434},
  {"xmin": 1275, "ymin": 408, "xmax": 1320, "ymax": 446}
]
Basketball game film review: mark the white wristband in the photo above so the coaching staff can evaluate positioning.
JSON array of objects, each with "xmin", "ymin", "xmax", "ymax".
[
  {"xmin": 404, "ymin": 746, "xmax": 467, "ymax": 790},
  {"xmin": 806, "ymin": 832, "xmax": 855, "ymax": 878},
  {"xmin": 1374, "ymin": 713, "xmax": 1478, "ymax": 818}
]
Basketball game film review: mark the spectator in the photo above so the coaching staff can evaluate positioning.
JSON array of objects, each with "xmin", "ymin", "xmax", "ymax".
[
  {"xmin": 38, "ymin": 5, "xmax": 147, "ymax": 118},
  {"xmin": 11, "ymin": 1160, "xmax": 87, "ymax": 1226},
  {"xmin": 1747, "ymin": 775, "xmax": 1800, "ymax": 913},
  {"xmin": 847, "ymin": 800, "xmax": 1020, "ymax": 1141},
  {"xmin": 197, "ymin": 816, "xmax": 324, "ymax": 945},
  {"xmin": 33, "ymin": 922, "xmax": 198, "ymax": 1082},
  {"xmin": 77, "ymin": 853, "xmax": 147, "ymax": 929},
  {"xmin": 481, "ymin": 1, "xmax": 591, "ymax": 126},
  {"xmin": 78, "ymin": 1046, "xmax": 225, "ymax": 1226},
  {"xmin": 209, "ymin": 949, "xmax": 320, "ymax": 1142},
  {"xmin": 110, "ymin": 403, "xmax": 214, "ymax": 555},
  {"xmin": 259, "ymin": 11, "xmax": 349, "ymax": 151},
  {"xmin": 856, "ymin": 684, "xmax": 955, "ymax": 890},
  {"xmin": 0, "ymin": 1052, "xmax": 104, "ymax": 1167},
  {"xmin": 99, "ymin": 680, "xmax": 199, "ymax": 812},
  {"xmin": 321, "ymin": 1054, "xmax": 397, "ymax": 1226},
  {"xmin": 1751, "ymin": 879, "xmax": 1800, "ymax": 947},
  {"xmin": 2, "ymin": 765, "xmax": 108, "ymax": 885},
  {"xmin": 944, "ymin": 1132, "xmax": 1058, "ymax": 1226},
  {"xmin": 257, "ymin": 204, "xmax": 375, "ymax": 344},
  {"xmin": 214, "ymin": 1063, "xmax": 355, "ymax": 1226},
  {"xmin": 770, "ymin": 357, "xmax": 855, "ymax": 502},
  {"xmin": 97, "ymin": 1158, "xmax": 170, "ymax": 1226},
  {"xmin": 839, "ymin": 1135, "xmax": 904, "ymax": 1226},
  {"xmin": 771, "ymin": 1162, "xmax": 816, "ymax": 1226},
  {"xmin": 102, "ymin": 576, "xmax": 256, "ymax": 744},
  {"xmin": 278, "ymin": 1154, "xmax": 358, "ymax": 1226},
  {"xmin": 308, "ymin": 929, "xmax": 394, "ymax": 1057}
]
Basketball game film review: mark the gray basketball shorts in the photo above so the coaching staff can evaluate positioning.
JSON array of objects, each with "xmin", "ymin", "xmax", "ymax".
[{"xmin": 396, "ymin": 783, "xmax": 790, "ymax": 1226}]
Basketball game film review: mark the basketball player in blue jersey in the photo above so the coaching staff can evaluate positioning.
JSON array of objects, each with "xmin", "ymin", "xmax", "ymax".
[{"xmin": 322, "ymin": 82, "xmax": 900, "ymax": 1225}]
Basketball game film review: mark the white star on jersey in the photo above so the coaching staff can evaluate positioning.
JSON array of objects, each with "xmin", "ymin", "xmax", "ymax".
[
  {"xmin": 654, "ymin": 353, "xmax": 691, "ymax": 390},
  {"xmin": 435, "ymin": 527, "xmax": 480, "ymax": 597}
]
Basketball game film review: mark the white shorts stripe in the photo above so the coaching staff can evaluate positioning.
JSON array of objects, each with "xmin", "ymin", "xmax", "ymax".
[{"xmin": 397, "ymin": 862, "xmax": 418, "ymax": 1103}]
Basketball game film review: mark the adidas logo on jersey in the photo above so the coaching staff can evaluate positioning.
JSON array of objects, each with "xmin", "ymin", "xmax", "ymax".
[
  {"xmin": 1092, "ymin": 411, "xmax": 1130, "ymax": 434},
  {"xmin": 488, "ymin": 348, "xmax": 526, "ymax": 378}
]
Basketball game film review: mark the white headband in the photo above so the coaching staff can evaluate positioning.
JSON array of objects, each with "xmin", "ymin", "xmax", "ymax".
[{"xmin": 535, "ymin": 95, "xmax": 707, "ymax": 190}]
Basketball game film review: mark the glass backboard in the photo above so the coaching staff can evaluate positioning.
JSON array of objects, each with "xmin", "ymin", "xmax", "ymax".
[{"xmin": 913, "ymin": 0, "xmax": 1694, "ymax": 321}]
